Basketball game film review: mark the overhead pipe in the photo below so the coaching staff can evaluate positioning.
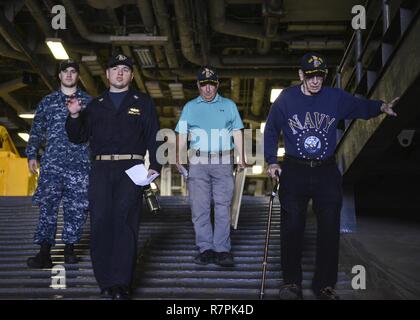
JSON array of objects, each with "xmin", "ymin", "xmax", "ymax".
[
  {"xmin": 136, "ymin": 0, "xmax": 172, "ymax": 77},
  {"xmin": 194, "ymin": 0, "xmax": 210, "ymax": 65},
  {"xmin": 151, "ymin": 0, "xmax": 179, "ymax": 69},
  {"xmin": 61, "ymin": 0, "xmax": 111, "ymax": 43},
  {"xmin": 0, "ymin": 37, "xmax": 27, "ymax": 61},
  {"xmin": 0, "ymin": 11, "xmax": 55, "ymax": 91},
  {"xmin": 209, "ymin": 0, "xmax": 266, "ymax": 41},
  {"xmin": 137, "ymin": 0, "xmax": 155, "ymax": 33}
]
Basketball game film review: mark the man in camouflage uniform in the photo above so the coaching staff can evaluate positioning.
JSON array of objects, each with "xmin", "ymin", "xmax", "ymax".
[{"xmin": 26, "ymin": 60, "xmax": 91, "ymax": 268}]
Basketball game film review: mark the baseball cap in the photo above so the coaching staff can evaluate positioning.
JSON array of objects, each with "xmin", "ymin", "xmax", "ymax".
[
  {"xmin": 300, "ymin": 52, "xmax": 328, "ymax": 77},
  {"xmin": 197, "ymin": 66, "xmax": 218, "ymax": 85},
  {"xmin": 107, "ymin": 53, "xmax": 134, "ymax": 70},
  {"xmin": 59, "ymin": 59, "xmax": 79, "ymax": 72}
]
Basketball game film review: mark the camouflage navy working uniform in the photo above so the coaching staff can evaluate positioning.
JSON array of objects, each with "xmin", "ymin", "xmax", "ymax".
[{"xmin": 26, "ymin": 89, "xmax": 91, "ymax": 245}]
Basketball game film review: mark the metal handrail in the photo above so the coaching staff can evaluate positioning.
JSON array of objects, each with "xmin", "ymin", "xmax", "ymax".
[{"xmin": 331, "ymin": 0, "xmax": 375, "ymax": 88}]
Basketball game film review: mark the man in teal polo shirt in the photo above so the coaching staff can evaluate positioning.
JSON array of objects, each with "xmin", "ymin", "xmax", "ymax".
[{"xmin": 175, "ymin": 66, "xmax": 245, "ymax": 267}]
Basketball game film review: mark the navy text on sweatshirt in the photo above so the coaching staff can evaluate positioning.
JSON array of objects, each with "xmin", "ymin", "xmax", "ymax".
[{"xmin": 264, "ymin": 85, "xmax": 383, "ymax": 164}]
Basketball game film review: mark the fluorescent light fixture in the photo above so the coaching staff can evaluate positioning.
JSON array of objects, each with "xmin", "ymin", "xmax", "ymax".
[
  {"xmin": 145, "ymin": 81, "xmax": 164, "ymax": 98},
  {"xmin": 18, "ymin": 133, "xmax": 29, "ymax": 142},
  {"xmin": 260, "ymin": 122, "xmax": 266, "ymax": 133},
  {"xmin": 252, "ymin": 165, "xmax": 263, "ymax": 175},
  {"xmin": 45, "ymin": 38, "xmax": 69, "ymax": 60},
  {"xmin": 19, "ymin": 113, "xmax": 35, "ymax": 119},
  {"xmin": 277, "ymin": 147, "xmax": 285, "ymax": 157},
  {"xmin": 110, "ymin": 34, "xmax": 168, "ymax": 46},
  {"xmin": 270, "ymin": 88, "xmax": 283, "ymax": 103},
  {"xmin": 134, "ymin": 48, "xmax": 155, "ymax": 68}
]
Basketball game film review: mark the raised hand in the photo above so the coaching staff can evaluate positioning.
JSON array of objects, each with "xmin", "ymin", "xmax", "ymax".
[{"xmin": 66, "ymin": 95, "xmax": 83, "ymax": 117}]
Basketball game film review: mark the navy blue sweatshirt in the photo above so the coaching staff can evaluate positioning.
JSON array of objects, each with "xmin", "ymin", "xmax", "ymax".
[{"xmin": 264, "ymin": 85, "xmax": 383, "ymax": 164}]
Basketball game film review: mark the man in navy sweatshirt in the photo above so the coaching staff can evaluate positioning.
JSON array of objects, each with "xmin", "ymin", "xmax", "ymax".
[{"xmin": 264, "ymin": 52, "xmax": 398, "ymax": 300}]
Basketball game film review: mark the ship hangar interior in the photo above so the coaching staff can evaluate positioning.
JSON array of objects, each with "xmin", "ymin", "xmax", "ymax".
[{"xmin": 0, "ymin": 0, "xmax": 420, "ymax": 300}]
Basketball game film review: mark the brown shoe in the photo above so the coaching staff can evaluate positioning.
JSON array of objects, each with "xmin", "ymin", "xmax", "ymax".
[
  {"xmin": 279, "ymin": 284, "xmax": 303, "ymax": 300},
  {"xmin": 315, "ymin": 287, "xmax": 340, "ymax": 300}
]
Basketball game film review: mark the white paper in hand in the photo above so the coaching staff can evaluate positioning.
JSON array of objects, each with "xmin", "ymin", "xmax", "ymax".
[{"xmin": 125, "ymin": 164, "xmax": 160, "ymax": 186}]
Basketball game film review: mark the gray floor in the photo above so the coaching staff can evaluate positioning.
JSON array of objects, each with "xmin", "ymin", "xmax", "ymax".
[{"xmin": 339, "ymin": 216, "xmax": 420, "ymax": 299}]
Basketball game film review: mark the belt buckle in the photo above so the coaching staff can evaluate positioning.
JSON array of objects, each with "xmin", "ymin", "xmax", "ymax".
[{"xmin": 310, "ymin": 160, "xmax": 315, "ymax": 168}]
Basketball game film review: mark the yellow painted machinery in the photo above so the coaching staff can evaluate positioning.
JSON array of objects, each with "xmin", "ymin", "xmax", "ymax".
[{"xmin": 0, "ymin": 125, "xmax": 37, "ymax": 196}]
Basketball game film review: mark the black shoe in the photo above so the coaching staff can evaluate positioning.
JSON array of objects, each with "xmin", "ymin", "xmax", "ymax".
[
  {"xmin": 27, "ymin": 243, "xmax": 53, "ymax": 269},
  {"xmin": 315, "ymin": 287, "xmax": 340, "ymax": 300},
  {"xmin": 112, "ymin": 286, "xmax": 131, "ymax": 300},
  {"xmin": 64, "ymin": 244, "xmax": 79, "ymax": 264},
  {"xmin": 279, "ymin": 284, "xmax": 303, "ymax": 300},
  {"xmin": 100, "ymin": 288, "xmax": 113, "ymax": 299},
  {"xmin": 193, "ymin": 250, "xmax": 214, "ymax": 265},
  {"xmin": 214, "ymin": 252, "xmax": 234, "ymax": 267}
]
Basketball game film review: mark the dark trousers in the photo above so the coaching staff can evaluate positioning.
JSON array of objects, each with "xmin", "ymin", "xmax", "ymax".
[
  {"xmin": 278, "ymin": 160, "xmax": 343, "ymax": 292},
  {"xmin": 88, "ymin": 160, "xmax": 143, "ymax": 290}
]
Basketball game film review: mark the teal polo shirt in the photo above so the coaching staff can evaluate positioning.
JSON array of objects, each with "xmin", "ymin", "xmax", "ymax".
[{"xmin": 175, "ymin": 94, "xmax": 244, "ymax": 152}]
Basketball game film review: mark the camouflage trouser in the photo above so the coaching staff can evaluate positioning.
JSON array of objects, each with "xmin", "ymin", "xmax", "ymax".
[{"xmin": 33, "ymin": 169, "xmax": 89, "ymax": 245}]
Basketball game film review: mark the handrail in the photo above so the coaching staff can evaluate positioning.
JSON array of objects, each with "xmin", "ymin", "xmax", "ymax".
[{"xmin": 331, "ymin": 0, "xmax": 372, "ymax": 87}]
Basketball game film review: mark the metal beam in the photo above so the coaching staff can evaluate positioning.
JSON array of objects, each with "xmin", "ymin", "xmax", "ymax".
[{"xmin": 0, "ymin": 11, "xmax": 55, "ymax": 91}]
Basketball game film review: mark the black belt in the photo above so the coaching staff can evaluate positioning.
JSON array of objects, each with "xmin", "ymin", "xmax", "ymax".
[{"xmin": 284, "ymin": 155, "xmax": 336, "ymax": 168}]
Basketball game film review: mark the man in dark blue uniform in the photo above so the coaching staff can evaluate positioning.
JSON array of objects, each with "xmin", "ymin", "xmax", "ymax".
[
  {"xmin": 26, "ymin": 60, "xmax": 90, "ymax": 268},
  {"xmin": 65, "ymin": 53, "xmax": 161, "ymax": 300},
  {"xmin": 264, "ymin": 52, "xmax": 398, "ymax": 300}
]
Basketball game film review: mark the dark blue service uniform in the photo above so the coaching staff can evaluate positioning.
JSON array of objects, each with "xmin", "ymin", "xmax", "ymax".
[{"xmin": 66, "ymin": 87, "xmax": 161, "ymax": 292}]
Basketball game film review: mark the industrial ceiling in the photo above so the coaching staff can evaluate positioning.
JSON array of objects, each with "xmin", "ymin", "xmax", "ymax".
[{"xmin": 0, "ymin": 0, "xmax": 363, "ymax": 154}]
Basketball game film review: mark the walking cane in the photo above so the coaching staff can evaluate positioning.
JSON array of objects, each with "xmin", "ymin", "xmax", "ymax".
[{"xmin": 259, "ymin": 170, "xmax": 280, "ymax": 300}]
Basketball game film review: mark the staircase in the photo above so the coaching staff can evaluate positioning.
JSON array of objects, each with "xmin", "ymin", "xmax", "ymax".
[{"xmin": 0, "ymin": 196, "xmax": 355, "ymax": 300}]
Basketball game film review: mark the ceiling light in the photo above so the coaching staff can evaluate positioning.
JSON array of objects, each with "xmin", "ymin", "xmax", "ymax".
[
  {"xmin": 134, "ymin": 49, "xmax": 155, "ymax": 68},
  {"xmin": 110, "ymin": 34, "xmax": 167, "ymax": 46},
  {"xmin": 45, "ymin": 38, "xmax": 69, "ymax": 60},
  {"xmin": 270, "ymin": 88, "xmax": 283, "ymax": 103},
  {"xmin": 252, "ymin": 165, "xmax": 263, "ymax": 175},
  {"xmin": 168, "ymin": 83, "xmax": 185, "ymax": 100},
  {"xmin": 18, "ymin": 133, "xmax": 29, "ymax": 142},
  {"xmin": 19, "ymin": 113, "xmax": 35, "ymax": 119}
]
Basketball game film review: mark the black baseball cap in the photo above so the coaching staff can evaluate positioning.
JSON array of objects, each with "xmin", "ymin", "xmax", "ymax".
[
  {"xmin": 197, "ymin": 66, "xmax": 218, "ymax": 85},
  {"xmin": 107, "ymin": 53, "xmax": 134, "ymax": 70},
  {"xmin": 59, "ymin": 59, "xmax": 79, "ymax": 72},
  {"xmin": 301, "ymin": 52, "xmax": 328, "ymax": 77}
]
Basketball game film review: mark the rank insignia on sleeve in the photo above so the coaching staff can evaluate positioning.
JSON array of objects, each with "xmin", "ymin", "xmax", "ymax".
[{"xmin": 128, "ymin": 107, "xmax": 141, "ymax": 115}]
